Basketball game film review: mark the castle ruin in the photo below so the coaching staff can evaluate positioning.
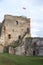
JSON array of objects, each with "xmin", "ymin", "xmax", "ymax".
[{"xmin": 0, "ymin": 15, "xmax": 31, "ymax": 53}]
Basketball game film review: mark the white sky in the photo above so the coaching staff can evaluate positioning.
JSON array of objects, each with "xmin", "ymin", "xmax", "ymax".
[{"xmin": 0, "ymin": 0, "xmax": 43, "ymax": 37}]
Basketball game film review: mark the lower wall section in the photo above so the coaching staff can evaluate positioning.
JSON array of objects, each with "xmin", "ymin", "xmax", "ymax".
[{"xmin": 0, "ymin": 44, "xmax": 4, "ymax": 53}]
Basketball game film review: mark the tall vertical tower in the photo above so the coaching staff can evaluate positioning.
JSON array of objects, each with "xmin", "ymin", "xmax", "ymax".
[{"xmin": 1, "ymin": 15, "xmax": 31, "ymax": 46}]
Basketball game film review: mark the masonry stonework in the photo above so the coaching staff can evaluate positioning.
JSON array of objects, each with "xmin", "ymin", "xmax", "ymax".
[{"xmin": 1, "ymin": 15, "xmax": 30, "ymax": 46}]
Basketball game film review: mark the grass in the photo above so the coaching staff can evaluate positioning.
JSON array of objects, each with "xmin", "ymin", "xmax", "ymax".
[{"xmin": 0, "ymin": 53, "xmax": 43, "ymax": 65}]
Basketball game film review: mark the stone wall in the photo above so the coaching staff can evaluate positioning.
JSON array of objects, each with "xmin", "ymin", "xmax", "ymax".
[
  {"xmin": 9, "ymin": 37, "xmax": 43, "ymax": 56},
  {"xmin": 24, "ymin": 37, "xmax": 43, "ymax": 56}
]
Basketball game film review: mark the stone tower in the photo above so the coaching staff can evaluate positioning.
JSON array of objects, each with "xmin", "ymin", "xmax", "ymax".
[{"xmin": 1, "ymin": 15, "xmax": 31, "ymax": 46}]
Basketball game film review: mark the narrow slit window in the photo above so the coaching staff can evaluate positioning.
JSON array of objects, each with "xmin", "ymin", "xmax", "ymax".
[
  {"xmin": 16, "ymin": 21, "xmax": 18, "ymax": 25},
  {"xmin": 18, "ymin": 35, "xmax": 21, "ymax": 40},
  {"xmin": 4, "ymin": 26, "xmax": 6, "ymax": 31},
  {"xmin": 8, "ymin": 34, "xmax": 11, "ymax": 39}
]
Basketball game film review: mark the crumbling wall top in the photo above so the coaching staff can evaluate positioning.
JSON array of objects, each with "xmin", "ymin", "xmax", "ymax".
[{"xmin": 4, "ymin": 15, "xmax": 30, "ymax": 22}]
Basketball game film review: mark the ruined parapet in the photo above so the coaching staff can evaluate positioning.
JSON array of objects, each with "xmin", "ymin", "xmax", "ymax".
[{"xmin": 4, "ymin": 15, "xmax": 14, "ymax": 20}]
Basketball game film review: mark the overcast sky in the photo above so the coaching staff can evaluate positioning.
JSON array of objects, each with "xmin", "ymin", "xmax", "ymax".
[{"xmin": 0, "ymin": 0, "xmax": 43, "ymax": 37}]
